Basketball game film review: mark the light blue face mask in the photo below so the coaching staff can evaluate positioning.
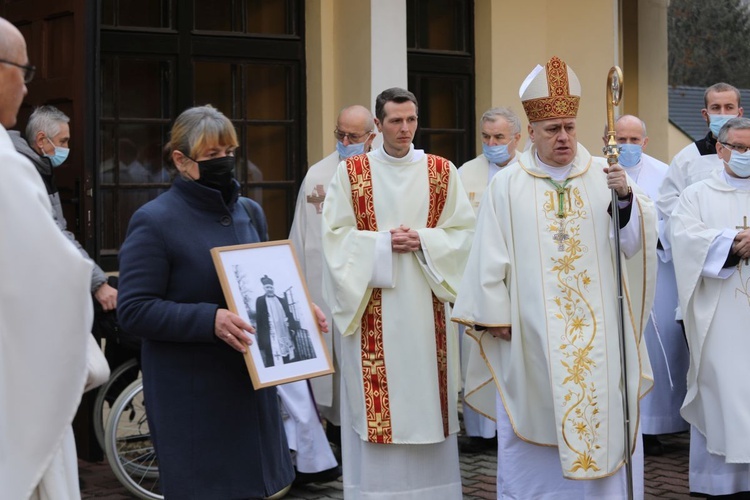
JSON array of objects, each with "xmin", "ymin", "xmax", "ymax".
[
  {"xmin": 617, "ymin": 144, "xmax": 643, "ymax": 168},
  {"xmin": 482, "ymin": 143, "xmax": 511, "ymax": 166},
  {"xmin": 727, "ymin": 149, "xmax": 750, "ymax": 178},
  {"xmin": 45, "ymin": 137, "xmax": 69, "ymax": 168},
  {"xmin": 709, "ymin": 114, "xmax": 736, "ymax": 137},
  {"xmin": 336, "ymin": 140, "xmax": 367, "ymax": 159}
]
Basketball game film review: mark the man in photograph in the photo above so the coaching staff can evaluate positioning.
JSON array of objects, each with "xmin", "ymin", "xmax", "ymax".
[{"xmin": 255, "ymin": 275, "xmax": 299, "ymax": 367}]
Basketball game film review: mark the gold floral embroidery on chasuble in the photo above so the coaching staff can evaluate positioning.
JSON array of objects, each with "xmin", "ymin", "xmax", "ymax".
[
  {"xmin": 537, "ymin": 172, "xmax": 611, "ymax": 477},
  {"xmin": 346, "ymin": 153, "xmax": 451, "ymax": 443}
]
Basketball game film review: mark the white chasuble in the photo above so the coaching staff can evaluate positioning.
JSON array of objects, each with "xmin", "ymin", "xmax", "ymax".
[
  {"xmin": 453, "ymin": 144, "xmax": 656, "ymax": 480},
  {"xmin": 322, "ymin": 147, "xmax": 475, "ymax": 445},
  {"xmin": 289, "ymin": 151, "xmax": 340, "ymax": 415},
  {"xmin": 0, "ymin": 125, "xmax": 93, "ymax": 499},
  {"xmin": 671, "ymin": 171, "xmax": 750, "ymax": 462}
]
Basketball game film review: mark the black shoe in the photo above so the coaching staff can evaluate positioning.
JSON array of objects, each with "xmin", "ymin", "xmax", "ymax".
[
  {"xmin": 458, "ymin": 435, "xmax": 497, "ymax": 454},
  {"xmin": 643, "ymin": 434, "xmax": 664, "ymax": 456},
  {"xmin": 293, "ymin": 465, "xmax": 342, "ymax": 485}
]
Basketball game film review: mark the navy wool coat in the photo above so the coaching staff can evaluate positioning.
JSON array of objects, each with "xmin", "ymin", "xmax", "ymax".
[{"xmin": 118, "ymin": 177, "xmax": 293, "ymax": 499}]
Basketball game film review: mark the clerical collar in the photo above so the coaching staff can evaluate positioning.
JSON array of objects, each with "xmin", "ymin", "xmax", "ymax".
[
  {"xmin": 722, "ymin": 170, "xmax": 750, "ymax": 190},
  {"xmin": 536, "ymin": 153, "xmax": 572, "ymax": 181},
  {"xmin": 375, "ymin": 144, "xmax": 425, "ymax": 163}
]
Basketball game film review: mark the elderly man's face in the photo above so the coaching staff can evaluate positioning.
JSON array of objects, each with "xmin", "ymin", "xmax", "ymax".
[
  {"xmin": 0, "ymin": 30, "xmax": 29, "ymax": 128},
  {"xmin": 264, "ymin": 284, "xmax": 275, "ymax": 296},
  {"xmin": 529, "ymin": 118, "xmax": 577, "ymax": 167}
]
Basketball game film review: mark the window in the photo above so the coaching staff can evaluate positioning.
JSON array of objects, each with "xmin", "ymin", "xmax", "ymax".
[
  {"xmin": 98, "ymin": 1, "xmax": 305, "ymax": 269},
  {"xmin": 407, "ymin": 0, "xmax": 474, "ymax": 166}
]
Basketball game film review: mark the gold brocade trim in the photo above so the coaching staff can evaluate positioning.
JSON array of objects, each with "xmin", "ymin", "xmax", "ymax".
[
  {"xmin": 522, "ymin": 57, "xmax": 580, "ymax": 122},
  {"xmin": 347, "ymin": 154, "xmax": 391, "ymax": 443},
  {"xmin": 542, "ymin": 182, "xmax": 603, "ymax": 473}
]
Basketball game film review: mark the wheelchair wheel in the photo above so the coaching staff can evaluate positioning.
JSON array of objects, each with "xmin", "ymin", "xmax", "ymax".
[
  {"xmin": 104, "ymin": 379, "xmax": 163, "ymax": 499},
  {"xmin": 94, "ymin": 358, "xmax": 140, "ymax": 452}
]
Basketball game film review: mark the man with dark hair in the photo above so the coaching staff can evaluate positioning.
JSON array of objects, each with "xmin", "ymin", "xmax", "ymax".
[
  {"xmin": 322, "ymin": 87, "xmax": 475, "ymax": 498},
  {"xmin": 9, "ymin": 105, "xmax": 118, "ymax": 311},
  {"xmin": 0, "ymin": 17, "xmax": 94, "ymax": 498}
]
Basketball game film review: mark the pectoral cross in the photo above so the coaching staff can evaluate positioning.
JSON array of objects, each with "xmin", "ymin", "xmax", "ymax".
[
  {"xmin": 554, "ymin": 224, "xmax": 569, "ymax": 251},
  {"xmin": 737, "ymin": 215, "xmax": 749, "ymax": 266}
]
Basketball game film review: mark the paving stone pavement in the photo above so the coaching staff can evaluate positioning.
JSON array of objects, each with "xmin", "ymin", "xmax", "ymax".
[{"xmin": 79, "ymin": 431, "xmax": 691, "ymax": 499}]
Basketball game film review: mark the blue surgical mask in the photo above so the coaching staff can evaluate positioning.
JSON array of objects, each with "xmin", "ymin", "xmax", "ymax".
[
  {"xmin": 336, "ymin": 140, "xmax": 366, "ymax": 160},
  {"xmin": 45, "ymin": 137, "xmax": 69, "ymax": 167},
  {"xmin": 617, "ymin": 144, "xmax": 643, "ymax": 168},
  {"xmin": 727, "ymin": 149, "xmax": 750, "ymax": 178},
  {"xmin": 482, "ymin": 143, "xmax": 511, "ymax": 166},
  {"xmin": 709, "ymin": 114, "xmax": 736, "ymax": 137}
]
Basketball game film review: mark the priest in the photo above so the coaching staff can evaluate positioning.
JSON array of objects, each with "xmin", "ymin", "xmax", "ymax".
[
  {"xmin": 610, "ymin": 115, "xmax": 689, "ymax": 456},
  {"xmin": 457, "ymin": 106, "xmax": 522, "ymax": 452},
  {"xmin": 670, "ymin": 116, "xmax": 750, "ymax": 497},
  {"xmin": 0, "ymin": 16, "xmax": 93, "ymax": 499},
  {"xmin": 452, "ymin": 56, "xmax": 657, "ymax": 499},
  {"xmin": 322, "ymin": 87, "xmax": 475, "ymax": 498}
]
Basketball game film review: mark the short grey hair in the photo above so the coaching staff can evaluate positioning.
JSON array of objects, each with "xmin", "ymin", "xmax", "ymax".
[
  {"xmin": 26, "ymin": 105, "xmax": 70, "ymax": 142},
  {"xmin": 481, "ymin": 107, "xmax": 521, "ymax": 135},
  {"xmin": 717, "ymin": 117, "xmax": 750, "ymax": 143}
]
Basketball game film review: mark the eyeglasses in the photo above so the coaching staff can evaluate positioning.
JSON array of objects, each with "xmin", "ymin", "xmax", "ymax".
[
  {"xmin": 0, "ymin": 58, "xmax": 35, "ymax": 83},
  {"xmin": 720, "ymin": 142, "xmax": 750, "ymax": 154},
  {"xmin": 333, "ymin": 129, "xmax": 372, "ymax": 142}
]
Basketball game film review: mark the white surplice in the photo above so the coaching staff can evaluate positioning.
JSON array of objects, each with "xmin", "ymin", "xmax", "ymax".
[
  {"xmin": 457, "ymin": 153, "xmax": 517, "ymax": 438},
  {"xmin": 670, "ymin": 169, "xmax": 750, "ymax": 495},
  {"xmin": 277, "ymin": 380, "xmax": 338, "ymax": 474},
  {"xmin": 452, "ymin": 144, "xmax": 657, "ymax": 487},
  {"xmin": 290, "ymin": 151, "xmax": 342, "ymax": 424},
  {"xmin": 0, "ymin": 125, "xmax": 93, "ymax": 499},
  {"xmin": 658, "ymin": 152, "xmax": 723, "ymax": 253},
  {"xmin": 322, "ymin": 146, "xmax": 474, "ymax": 498},
  {"xmin": 625, "ymin": 153, "xmax": 689, "ymax": 435}
]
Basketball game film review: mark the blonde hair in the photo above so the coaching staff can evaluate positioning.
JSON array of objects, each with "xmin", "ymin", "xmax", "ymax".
[{"xmin": 167, "ymin": 105, "xmax": 238, "ymax": 159}]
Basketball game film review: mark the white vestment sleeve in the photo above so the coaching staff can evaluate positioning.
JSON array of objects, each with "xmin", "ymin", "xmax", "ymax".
[
  {"xmin": 612, "ymin": 199, "xmax": 642, "ymax": 258},
  {"xmin": 657, "ymin": 160, "xmax": 689, "ymax": 255},
  {"xmin": 369, "ymin": 231, "xmax": 395, "ymax": 288},
  {"xmin": 702, "ymin": 229, "xmax": 739, "ymax": 279}
]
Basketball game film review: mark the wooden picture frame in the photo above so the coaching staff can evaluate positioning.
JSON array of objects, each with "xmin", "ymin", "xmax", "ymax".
[{"xmin": 211, "ymin": 240, "xmax": 334, "ymax": 389}]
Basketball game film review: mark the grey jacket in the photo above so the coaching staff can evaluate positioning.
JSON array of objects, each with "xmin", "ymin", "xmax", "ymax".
[{"xmin": 9, "ymin": 130, "xmax": 107, "ymax": 292}]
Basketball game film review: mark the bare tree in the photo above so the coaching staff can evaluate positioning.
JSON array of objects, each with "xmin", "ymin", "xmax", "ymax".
[{"xmin": 669, "ymin": 0, "xmax": 750, "ymax": 87}]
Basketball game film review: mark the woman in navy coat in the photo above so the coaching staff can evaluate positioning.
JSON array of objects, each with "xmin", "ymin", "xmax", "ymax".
[{"xmin": 118, "ymin": 106, "xmax": 297, "ymax": 499}]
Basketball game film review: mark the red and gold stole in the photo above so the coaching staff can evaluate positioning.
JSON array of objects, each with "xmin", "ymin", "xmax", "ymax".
[{"xmin": 346, "ymin": 153, "xmax": 451, "ymax": 443}]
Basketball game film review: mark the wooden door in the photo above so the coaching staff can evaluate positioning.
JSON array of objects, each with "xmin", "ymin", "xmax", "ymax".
[{"xmin": 2, "ymin": 0, "xmax": 96, "ymax": 251}]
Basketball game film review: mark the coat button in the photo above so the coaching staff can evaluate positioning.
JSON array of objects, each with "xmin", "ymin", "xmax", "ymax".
[{"xmin": 220, "ymin": 215, "xmax": 231, "ymax": 226}]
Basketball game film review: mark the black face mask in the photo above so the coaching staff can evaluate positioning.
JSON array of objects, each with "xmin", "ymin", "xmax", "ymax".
[{"xmin": 190, "ymin": 155, "xmax": 237, "ymax": 203}]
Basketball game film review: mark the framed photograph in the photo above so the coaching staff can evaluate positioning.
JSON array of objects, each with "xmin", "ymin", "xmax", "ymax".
[{"xmin": 211, "ymin": 240, "xmax": 334, "ymax": 389}]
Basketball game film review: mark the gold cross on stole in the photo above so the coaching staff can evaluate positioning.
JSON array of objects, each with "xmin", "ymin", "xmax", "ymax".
[
  {"xmin": 737, "ymin": 215, "xmax": 749, "ymax": 266},
  {"xmin": 353, "ymin": 173, "xmax": 371, "ymax": 197}
]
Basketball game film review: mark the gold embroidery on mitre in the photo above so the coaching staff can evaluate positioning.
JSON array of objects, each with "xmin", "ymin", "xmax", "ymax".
[
  {"xmin": 522, "ymin": 57, "xmax": 580, "ymax": 123},
  {"xmin": 542, "ymin": 184, "xmax": 603, "ymax": 473}
]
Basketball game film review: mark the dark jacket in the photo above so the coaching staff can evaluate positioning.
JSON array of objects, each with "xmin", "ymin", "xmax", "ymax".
[
  {"xmin": 118, "ymin": 177, "xmax": 293, "ymax": 499},
  {"xmin": 8, "ymin": 130, "xmax": 107, "ymax": 292}
]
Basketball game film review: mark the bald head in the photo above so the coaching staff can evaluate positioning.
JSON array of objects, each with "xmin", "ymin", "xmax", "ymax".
[
  {"xmin": 335, "ymin": 104, "xmax": 376, "ymax": 151},
  {"xmin": 0, "ymin": 17, "xmax": 28, "ymax": 128},
  {"xmin": 614, "ymin": 115, "xmax": 648, "ymax": 148}
]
